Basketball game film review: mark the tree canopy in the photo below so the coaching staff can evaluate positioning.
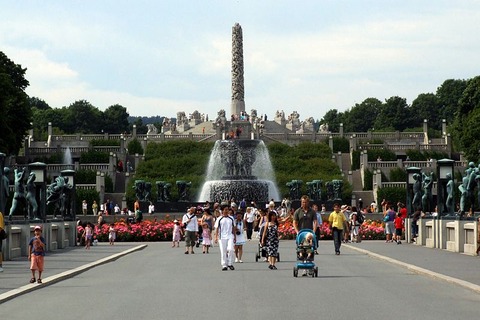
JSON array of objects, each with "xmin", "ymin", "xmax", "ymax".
[{"xmin": 0, "ymin": 51, "xmax": 32, "ymax": 155}]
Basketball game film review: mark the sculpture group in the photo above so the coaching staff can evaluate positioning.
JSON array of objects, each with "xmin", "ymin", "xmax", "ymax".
[
  {"xmin": 0, "ymin": 166, "xmax": 73, "ymax": 221},
  {"xmin": 286, "ymin": 179, "xmax": 342, "ymax": 202}
]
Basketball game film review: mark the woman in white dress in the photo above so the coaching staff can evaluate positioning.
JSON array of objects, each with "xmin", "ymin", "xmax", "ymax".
[{"xmin": 234, "ymin": 211, "xmax": 246, "ymax": 263}]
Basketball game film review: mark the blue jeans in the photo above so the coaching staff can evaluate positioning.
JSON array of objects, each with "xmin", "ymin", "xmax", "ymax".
[
  {"xmin": 411, "ymin": 221, "xmax": 418, "ymax": 238},
  {"xmin": 332, "ymin": 227, "xmax": 343, "ymax": 253}
]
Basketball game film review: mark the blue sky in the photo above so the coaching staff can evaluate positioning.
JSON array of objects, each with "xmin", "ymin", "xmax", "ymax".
[{"xmin": 1, "ymin": 0, "xmax": 479, "ymax": 121}]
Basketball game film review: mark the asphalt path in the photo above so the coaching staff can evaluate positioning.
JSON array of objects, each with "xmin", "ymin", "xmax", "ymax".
[{"xmin": 1, "ymin": 240, "xmax": 479, "ymax": 320}]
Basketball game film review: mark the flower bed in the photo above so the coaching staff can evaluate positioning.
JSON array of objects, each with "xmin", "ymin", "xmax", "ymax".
[{"xmin": 76, "ymin": 217, "xmax": 386, "ymax": 242}]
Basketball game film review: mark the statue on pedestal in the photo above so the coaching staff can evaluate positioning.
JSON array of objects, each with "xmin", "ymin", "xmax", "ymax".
[
  {"xmin": 445, "ymin": 173, "xmax": 455, "ymax": 215},
  {"xmin": 332, "ymin": 179, "xmax": 343, "ymax": 200},
  {"xmin": 144, "ymin": 182, "xmax": 152, "ymax": 202},
  {"xmin": 46, "ymin": 175, "xmax": 73, "ymax": 218},
  {"xmin": 421, "ymin": 172, "xmax": 433, "ymax": 213},
  {"xmin": 25, "ymin": 172, "xmax": 39, "ymax": 220},
  {"xmin": 156, "ymin": 181, "xmax": 165, "ymax": 202},
  {"xmin": 412, "ymin": 173, "xmax": 422, "ymax": 211},
  {"xmin": 8, "ymin": 167, "xmax": 27, "ymax": 220},
  {"xmin": 176, "ymin": 181, "xmax": 191, "ymax": 202},
  {"xmin": 0, "ymin": 167, "xmax": 9, "ymax": 215}
]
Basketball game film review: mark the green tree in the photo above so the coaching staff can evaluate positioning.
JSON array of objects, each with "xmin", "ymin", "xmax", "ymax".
[
  {"xmin": 29, "ymin": 96, "xmax": 50, "ymax": 110},
  {"xmin": 127, "ymin": 138, "xmax": 144, "ymax": 155},
  {"xmin": 103, "ymin": 104, "xmax": 130, "ymax": 133},
  {"xmin": 63, "ymin": 100, "xmax": 102, "ymax": 134},
  {"xmin": 343, "ymin": 98, "xmax": 381, "ymax": 132},
  {"xmin": 374, "ymin": 96, "xmax": 410, "ymax": 131},
  {"xmin": 320, "ymin": 109, "xmax": 344, "ymax": 132},
  {"xmin": 436, "ymin": 79, "xmax": 467, "ymax": 127},
  {"xmin": 0, "ymin": 51, "xmax": 32, "ymax": 155},
  {"xmin": 410, "ymin": 93, "xmax": 442, "ymax": 130},
  {"xmin": 452, "ymin": 76, "xmax": 480, "ymax": 161}
]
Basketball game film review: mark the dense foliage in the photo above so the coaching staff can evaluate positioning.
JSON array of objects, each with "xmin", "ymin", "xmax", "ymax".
[
  {"xmin": 126, "ymin": 141, "xmax": 349, "ymax": 205},
  {"xmin": 0, "ymin": 52, "xmax": 32, "ymax": 155},
  {"xmin": 377, "ymin": 187, "xmax": 408, "ymax": 207}
]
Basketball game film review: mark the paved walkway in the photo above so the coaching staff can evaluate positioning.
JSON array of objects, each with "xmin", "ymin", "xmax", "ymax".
[
  {"xmin": 0, "ymin": 243, "xmax": 146, "ymax": 303},
  {"xmin": 1, "ymin": 240, "xmax": 479, "ymax": 304},
  {"xmin": 344, "ymin": 241, "xmax": 480, "ymax": 292}
]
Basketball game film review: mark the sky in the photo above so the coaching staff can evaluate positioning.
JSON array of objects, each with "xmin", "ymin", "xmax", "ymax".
[{"xmin": 1, "ymin": 0, "xmax": 480, "ymax": 121}]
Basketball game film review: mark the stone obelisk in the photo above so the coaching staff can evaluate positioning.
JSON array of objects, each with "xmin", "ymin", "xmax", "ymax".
[{"xmin": 231, "ymin": 23, "xmax": 245, "ymax": 116}]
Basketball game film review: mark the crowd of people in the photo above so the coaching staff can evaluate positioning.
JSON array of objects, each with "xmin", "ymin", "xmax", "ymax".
[{"xmin": 174, "ymin": 195, "xmax": 377, "ymax": 271}]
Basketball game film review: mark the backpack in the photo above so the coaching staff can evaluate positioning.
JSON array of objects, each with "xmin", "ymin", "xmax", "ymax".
[{"xmin": 356, "ymin": 212, "xmax": 365, "ymax": 225}]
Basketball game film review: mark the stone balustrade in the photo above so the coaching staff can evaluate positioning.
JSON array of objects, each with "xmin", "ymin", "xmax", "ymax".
[
  {"xmin": 406, "ymin": 218, "xmax": 478, "ymax": 255},
  {"xmin": 1, "ymin": 222, "xmax": 77, "ymax": 260}
]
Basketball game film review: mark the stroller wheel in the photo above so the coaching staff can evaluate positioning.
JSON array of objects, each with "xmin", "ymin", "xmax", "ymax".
[
  {"xmin": 255, "ymin": 253, "xmax": 259, "ymax": 262},
  {"xmin": 277, "ymin": 253, "xmax": 280, "ymax": 262},
  {"xmin": 314, "ymin": 266, "xmax": 318, "ymax": 277},
  {"xmin": 293, "ymin": 267, "xmax": 298, "ymax": 277}
]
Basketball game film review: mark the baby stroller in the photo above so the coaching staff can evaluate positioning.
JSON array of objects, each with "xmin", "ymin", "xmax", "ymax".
[
  {"xmin": 293, "ymin": 229, "xmax": 318, "ymax": 277},
  {"xmin": 255, "ymin": 226, "xmax": 280, "ymax": 262}
]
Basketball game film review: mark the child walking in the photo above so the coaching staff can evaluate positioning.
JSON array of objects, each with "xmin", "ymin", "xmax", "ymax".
[
  {"xmin": 83, "ymin": 222, "xmax": 93, "ymax": 249},
  {"xmin": 202, "ymin": 222, "xmax": 211, "ymax": 253},
  {"xmin": 172, "ymin": 219, "xmax": 183, "ymax": 248},
  {"xmin": 394, "ymin": 212, "xmax": 404, "ymax": 244},
  {"xmin": 28, "ymin": 226, "xmax": 46, "ymax": 284},
  {"xmin": 108, "ymin": 223, "xmax": 116, "ymax": 245}
]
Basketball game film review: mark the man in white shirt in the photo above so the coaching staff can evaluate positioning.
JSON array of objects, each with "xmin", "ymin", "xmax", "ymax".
[
  {"xmin": 215, "ymin": 204, "xmax": 236, "ymax": 270},
  {"xmin": 182, "ymin": 207, "xmax": 199, "ymax": 254}
]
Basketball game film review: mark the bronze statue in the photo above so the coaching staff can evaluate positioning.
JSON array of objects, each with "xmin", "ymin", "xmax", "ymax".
[
  {"xmin": 8, "ymin": 167, "xmax": 27, "ymax": 219},
  {"xmin": 25, "ymin": 172, "xmax": 39, "ymax": 220}
]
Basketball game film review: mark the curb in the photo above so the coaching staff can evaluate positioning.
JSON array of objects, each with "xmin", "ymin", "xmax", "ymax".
[
  {"xmin": 0, "ymin": 244, "xmax": 148, "ymax": 304},
  {"xmin": 344, "ymin": 244, "xmax": 480, "ymax": 294}
]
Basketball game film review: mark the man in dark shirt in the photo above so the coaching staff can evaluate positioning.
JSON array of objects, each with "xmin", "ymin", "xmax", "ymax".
[{"xmin": 293, "ymin": 195, "xmax": 318, "ymax": 234}]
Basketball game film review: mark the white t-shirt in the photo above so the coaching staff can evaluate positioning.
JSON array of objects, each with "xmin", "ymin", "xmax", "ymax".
[
  {"xmin": 148, "ymin": 204, "xmax": 155, "ymax": 214},
  {"xmin": 244, "ymin": 210, "xmax": 255, "ymax": 223},
  {"xmin": 215, "ymin": 215, "xmax": 234, "ymax": 239}
]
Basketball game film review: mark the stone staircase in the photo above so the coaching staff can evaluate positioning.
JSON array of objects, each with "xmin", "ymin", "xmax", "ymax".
[{"xmin": 340, "ymin": 153, "xmax": 374, "ymax": 209}]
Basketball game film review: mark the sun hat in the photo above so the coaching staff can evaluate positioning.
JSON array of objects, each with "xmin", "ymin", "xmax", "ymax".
[
  {"xmin": 341, "ymin": 205, "xmax": 348, "ymax": 210},
  {"xmin": 174, "ymin": 219, "xmax": 178, "ymax": 223}
]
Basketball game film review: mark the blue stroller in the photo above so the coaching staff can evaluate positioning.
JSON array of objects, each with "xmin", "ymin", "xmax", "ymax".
[{"xmin": 293, "ymin": 229, "xmax": 318, "ymax": 277}]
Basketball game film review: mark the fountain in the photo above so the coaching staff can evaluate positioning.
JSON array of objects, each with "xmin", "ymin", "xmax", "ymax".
[
  {"xmin": 63, "ymin": 146, "xmax": 73, "ymax": 165},
  {"xmin": 198, "ymin": 139, "xmax": 280, "ymax": 203}
]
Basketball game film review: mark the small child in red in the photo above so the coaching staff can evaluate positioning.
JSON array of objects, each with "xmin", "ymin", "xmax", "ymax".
[{"xmin": 394, "ymin": 212, "xmax": 404, "ymax": 244}]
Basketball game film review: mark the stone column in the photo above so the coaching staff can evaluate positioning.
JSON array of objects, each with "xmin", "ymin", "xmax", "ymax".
[{"xmin": 231, "ymin": 23, "xmax": 245, "ymax": 117}]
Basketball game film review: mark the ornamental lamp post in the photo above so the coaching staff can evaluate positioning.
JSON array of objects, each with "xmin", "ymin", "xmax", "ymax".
[
  {"xmin": 61, "ymin": 169, "xmax": 76, "ymax": 221},
  {"xmin": 28, "ymin": 162, "xmax": 47, "ymax": 222},
  {"xmin": 406, "ymin": 167, "xmax": 422, "ymax": 217},
  {"xmin": 436, "ymin": 159, "xmax": 455, "ymax": 217}
]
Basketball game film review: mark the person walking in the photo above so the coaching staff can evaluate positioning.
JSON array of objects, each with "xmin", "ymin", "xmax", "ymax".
[
  {"xmin": 350, "ymin": 206, "xmax": 361, "ymax": 243},
  {"xmin": 215, "ymin": 204, "xmax": 236, "ymax": 270},
  {"xmin": 312, "ymin": 203, "xmax": 322, "ymax": 254},
  {"xmin": 243, "ymin": 206, "xmax": 255, "ymax": 240},
  {"xmin": 171, "ymin": 219, "xmax": 183, "ymax": 248},
  {"xmin": 28, "ymin": 226, "xmax": 46, "ymax": 283},
  {"xmin": 234, "ymin": 211, "xmax": 246, "ymax": 263},
  {"xmin": 82, "ymin": 200, "xmax": 88, "ymax": 216},
  {"xmin": 201, "ymin": 222, "xmax": 212, "ymax": 253},
  {"xmin": 293, "ymin": 195, "xmax": 318, "ymax": 234},
  {"xmin": 328, "ymin": 203, "xmax": 347, "ymax": 255},
  {"xmin": 0, "ymin": 210, "xmax": 5, "ymax": 272},
  {"xmin": 384, "ymin": 203, "xmax": 396, "ymax": 243},
  {"xmin": 182, "ymin": 207, "xmax": 199, "ymax": 254},
  {"xmin": 261, "ymin": 211, "xmax": 279, "ymax": 270},
  {"xmin": 92, "ymin": 200, "xmax": 98, "ymax": 216}
]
